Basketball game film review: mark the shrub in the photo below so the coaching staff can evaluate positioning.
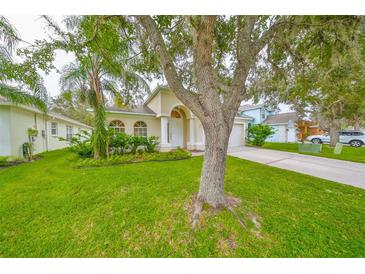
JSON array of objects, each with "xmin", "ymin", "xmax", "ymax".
[
  {"xmin": 129, "ymin": 136, "xmax": 146, "ymax": 154},
  {"xmin": 60, "ymin": 131, "xmax": 93, "ymax": 158},
  {"xmin": 247, "ymin": 124, "xmax": 275, "ymax": 146},
  {"xmin": 75, "ymin": 148, "xmax": 192, "ymax": 168},
  {"xmin": 144, "ymin": 136, "xmax": 159, "ymax": 153},
  {"xmin": 109, "ymin": 132, "xmax": 130, "ymax": 154},
  {"xmin": 27, "ymin": 128, "xmax": 38, "ymax": 137}
]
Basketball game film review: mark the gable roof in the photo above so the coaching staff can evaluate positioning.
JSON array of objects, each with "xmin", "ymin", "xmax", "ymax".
[
  {"xmin": 237, "ymin": 113, "xmax": 254, "ymax": 119},
  {"xmin": 143, "ymin": 85, "xmax": 169, "ymax": 106},
  {"xmin": 105, "ymin": 105, "xmax": 156, "ymax": 116},
  {"xmin": 0, "ymin": 98, "xmax": 92, "ymax": 128},
  {"xmin": 263, "ymin": 112, "xmax": 298, "ymax": 125},
  {"xmin": 239, "ymin": 104, "xmax": 265, "ymax": 111}
]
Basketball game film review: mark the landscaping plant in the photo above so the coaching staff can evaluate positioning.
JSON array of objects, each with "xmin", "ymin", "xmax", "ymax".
[
  {"xmin": 247, "ymin": 124, "xmax": 275, "ymax": 146},
  {"xmin": 75, "ymin": 148, "xmax": 191, "ymax": 168},
  {"xmin": 144, "ymin": 136, "xmax": 159, "ymax": 153},
  {"xmin": 59, "ymin": 130, "xmax": 93, "ymax": 158},
  {"xmin": 109, "ymin": 132, "xmax": 130, "ymax": 154}
]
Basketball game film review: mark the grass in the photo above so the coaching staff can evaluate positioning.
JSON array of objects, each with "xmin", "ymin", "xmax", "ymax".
[
  {"xmin": 260, "ymin": 142, "xmax": 365, "ymax": 163},
  {"xmin": 0, "ymin": 149, "xmax": 365, "ymax": 257}
]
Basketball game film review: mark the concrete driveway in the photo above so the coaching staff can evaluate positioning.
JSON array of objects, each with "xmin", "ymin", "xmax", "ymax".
[{"xmin": 228, "ymin": 146, "xmax": 365, "ymax": 189}]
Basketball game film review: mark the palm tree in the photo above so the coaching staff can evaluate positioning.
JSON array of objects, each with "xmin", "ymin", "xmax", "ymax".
[
  {"xmin": 0, "ymin": 16, "xmax": 47, "ymax": 111},
  {"xmin": 60, "ymin": 53, "xmax": 149, "ymax": 159}
]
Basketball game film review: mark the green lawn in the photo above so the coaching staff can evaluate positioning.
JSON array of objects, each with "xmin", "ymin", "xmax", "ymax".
[
  {"xmin": 260, "ymin": 142, "xmax": 365, "ymax": 163},
  {"xmin": 0, "ymin": 149, "xmax": 365, "ymax": 257}
]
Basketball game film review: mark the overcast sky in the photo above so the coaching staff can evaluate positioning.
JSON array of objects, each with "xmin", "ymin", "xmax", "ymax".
[
  {"xmin": 6, "ymin": 15, "xmax": 74, "ymax": 97},
  {"xmin": 6, "ymin": 15, "xmax": 291, "ymax": 112}
]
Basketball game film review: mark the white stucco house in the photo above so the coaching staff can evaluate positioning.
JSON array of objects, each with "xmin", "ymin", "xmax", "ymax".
[
  {"xmin": 106, "ymin": 86, "xmax": 252, "ymax": 151},
  {"xmin": 0, "ymin": 98, "xmax": 92, "ymax": 158}
]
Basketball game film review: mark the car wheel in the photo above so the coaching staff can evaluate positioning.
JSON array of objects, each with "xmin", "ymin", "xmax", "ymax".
[
  {"xmin": 311, "ymin": 138, "xmax": 322, "ymax": 144},
  {"xmin": 349, "ymin": 140, "xmax": 363, "ymax": 147}
]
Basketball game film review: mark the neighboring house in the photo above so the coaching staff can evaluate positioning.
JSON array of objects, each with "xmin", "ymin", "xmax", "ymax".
[
  {"xmin": 239, "ymin": 104, "xmax": 298, "ymax": 142},
  {"xmin": 0, "ymin": 98, "xmax": 92, "ymax": 158},
  {"xmin": 105, "ymin": 86, "xmax": 253, "ymax": 151},
  {"xmin": 262, "ymin": 112, "xmax": 298, "ymax": 143},
  {"xmin": 239, "ymin": 104, "xmax": 325, "ymax": 143},
  {"xmin": 238, "ymin": 104, "xmax": 279, "ymax": 125}
]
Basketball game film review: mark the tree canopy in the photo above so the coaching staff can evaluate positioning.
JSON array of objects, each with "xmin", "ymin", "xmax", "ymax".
[{"xmin": 0, "ymin": 16, "xmax": 47, "ymax": 111}]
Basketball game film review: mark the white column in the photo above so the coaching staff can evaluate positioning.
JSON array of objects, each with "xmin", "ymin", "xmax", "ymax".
[
  {"xmin": 187, "ymin": 118, "xmax": 195, "ymax": 150},
  {"xmin": 160, "ymin": 116, "xmax": 171, "ymax": 151}
]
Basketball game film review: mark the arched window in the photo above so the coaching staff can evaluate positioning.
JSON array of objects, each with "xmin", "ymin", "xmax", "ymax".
[
  {"xmin": 171, "ymin": 110, "xmax": 181, "ymax": 118},
  {"xmin": 109, "ymin": 120, "xmax": 125, "ymax": 133},
  {"xmin": 134, "ymin": 121, "xmax": 147, "ymax": 137}
]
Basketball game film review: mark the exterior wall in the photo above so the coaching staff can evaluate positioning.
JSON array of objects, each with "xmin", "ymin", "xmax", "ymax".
[
  {"xmin": 106, "ymin": 113, "xmax": 161, "ymax": 138},
  {"xmin": 266, "ymin": 124, "xmax": 296, "ymax": 143},
  {"xmin": 146, "ymin": 93, "xmax": 161, "ymax": 115},
  {"xmin": 9, "ymin": 106, "xmax": 45, "ymax": 157},
  {"xmin": 0, "ymin": 106, "xmax": 11, "ymax": 156},
  {"xmin": 46, "ymin": 117, "xmax": 89, "ymax": 151},
  {"xmin": 241, "ymin": 107, "xmax": 278, "ymax": 125},
  {"xmin": 107, "ymin": 89, "xmax": 250, "ymax": 151},
  {"xmin": 266, "ymin": 125, "xmax": 281, "ymax": 142},
  {"xmin": 160, "ymin": 90, "xmax": 189, "ymax": 116},
  {"xmin": 241, "ymin": 108, "xmax": 261, "ymax": 124},
  {"xmin": 0, "ymin": 105, "xmax": 91, "ymax": 158}
]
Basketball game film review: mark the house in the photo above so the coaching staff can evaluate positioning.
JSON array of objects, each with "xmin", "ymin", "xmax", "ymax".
[
  {"xmin": 239, "ymin": 104, "xmax": 325, "ymax": 143},
  {"xmin": 262, "ymin": 112, "xmax": 298, "ymax": 142},
  {"xmin": 239, "ymin": 104, "xmax": 298, "ymax": 142},
  {"xmin": 238, "ymin": 104, "xmax": 279, "ymax": 125},
  {"xmin": 0, "ymin": 98, "xmax": 92, "ymax": 158},
  {"xmin": 105, "ymin": 86, "xmax": 253, "ymax": 151}
]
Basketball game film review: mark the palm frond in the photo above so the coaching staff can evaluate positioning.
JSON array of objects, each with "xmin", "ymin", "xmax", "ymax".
[
  {"xmin": 0, "ymin": 83, "xmax": 47, "ymax": 112},
  {"xmin": 102, "ymin": 80, "xmax": 127, "ymax": 107},
  {"xmin": 62, "ymin": 15, "xmax": 82, "ymax": 31},
  {"xmin": 0, "ymin": 45, "xmax": 12, "ymax": 61},
  {"xmin": 59, "ymin": 62, "xmax": 88, "ymax": 92},
  {"xmin": 0, "ymin": 16, "xmax": 19, "ymax": 53}
]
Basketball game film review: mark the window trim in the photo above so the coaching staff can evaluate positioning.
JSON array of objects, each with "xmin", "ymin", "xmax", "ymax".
[
  {"xmin": 134, "ymin": 121, "xmax": 147, "ymax": 137},
  {"xmin": 109, "ymin": 120, "xmax": 125, "ymax": 133},
  {"xmin": 66, "ymin": 125, "xmax": 73, "ymax": 141},
  {"xmin": 51, "ymin": 122, "xmax": 58, "ymax": 136}
]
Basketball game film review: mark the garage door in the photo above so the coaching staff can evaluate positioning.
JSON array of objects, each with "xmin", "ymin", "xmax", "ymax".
[{"xmin": 229, "ymin": 124, "xmax": 244, "ymax": 147}]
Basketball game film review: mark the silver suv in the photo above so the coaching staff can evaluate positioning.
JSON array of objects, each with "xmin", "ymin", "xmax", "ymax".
[{"xmin": 307, "ymin": 131, "xmax": 365, "ymax": 147}]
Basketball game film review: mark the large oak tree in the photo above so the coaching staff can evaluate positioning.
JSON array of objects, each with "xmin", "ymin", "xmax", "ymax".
[{"xmin": 132, "ymin": 16, "xmax": 297, "ymax": 225}]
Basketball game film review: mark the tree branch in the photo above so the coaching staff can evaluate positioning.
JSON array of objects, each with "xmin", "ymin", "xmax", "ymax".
[
  {"xmin": 222, "ymin": 16, "xmax": 257, "ymax": 120},
  {"xmin": 136, "ymin": 15, "xmax": 203, "ymax": 116}
]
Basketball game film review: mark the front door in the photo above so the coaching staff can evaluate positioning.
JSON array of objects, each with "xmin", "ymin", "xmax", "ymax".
[{"xmin": 170, "ymin": 117, "xmax": 184, "ymax": 147}]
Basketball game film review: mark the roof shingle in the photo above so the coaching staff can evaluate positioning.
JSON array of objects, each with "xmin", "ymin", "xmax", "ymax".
[
  {"xmin": 263, "ymin": 112, "xmax": 298, "ymax": 124},
  {"xmin": 105, "ymin": 105, "xmax": 156, "ymax": 115}
]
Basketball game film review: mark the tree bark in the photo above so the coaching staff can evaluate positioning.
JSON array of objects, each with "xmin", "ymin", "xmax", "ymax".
[
  {"xmin": 198, "ymin": 123, "xmax": 230, "ymax": 207},
  {"xmin": 329, "ymin": 121, "xmax": 340, "ymax": 147},
  {"xmin": 354, "ymin": 122, "xmax": 360, "ymax": 130}
]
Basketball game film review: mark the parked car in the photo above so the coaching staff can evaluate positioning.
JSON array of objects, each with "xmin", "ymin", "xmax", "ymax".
[{"xmin": 306, "ymin": 131, "xmax": 365, "ymax": 147}]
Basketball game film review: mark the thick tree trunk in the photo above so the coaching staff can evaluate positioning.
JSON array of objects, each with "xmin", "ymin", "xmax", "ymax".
[
  {"xmin": 197, "ymin": 123, "xmax": 230, "ymax": 207},
  {"xmin": 191, "ymin": 120, "xmax": 247, "ymax": 229},
  {"xmin": 329, "ymin": 122, "xmax": 339, "ymax": 148}
]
